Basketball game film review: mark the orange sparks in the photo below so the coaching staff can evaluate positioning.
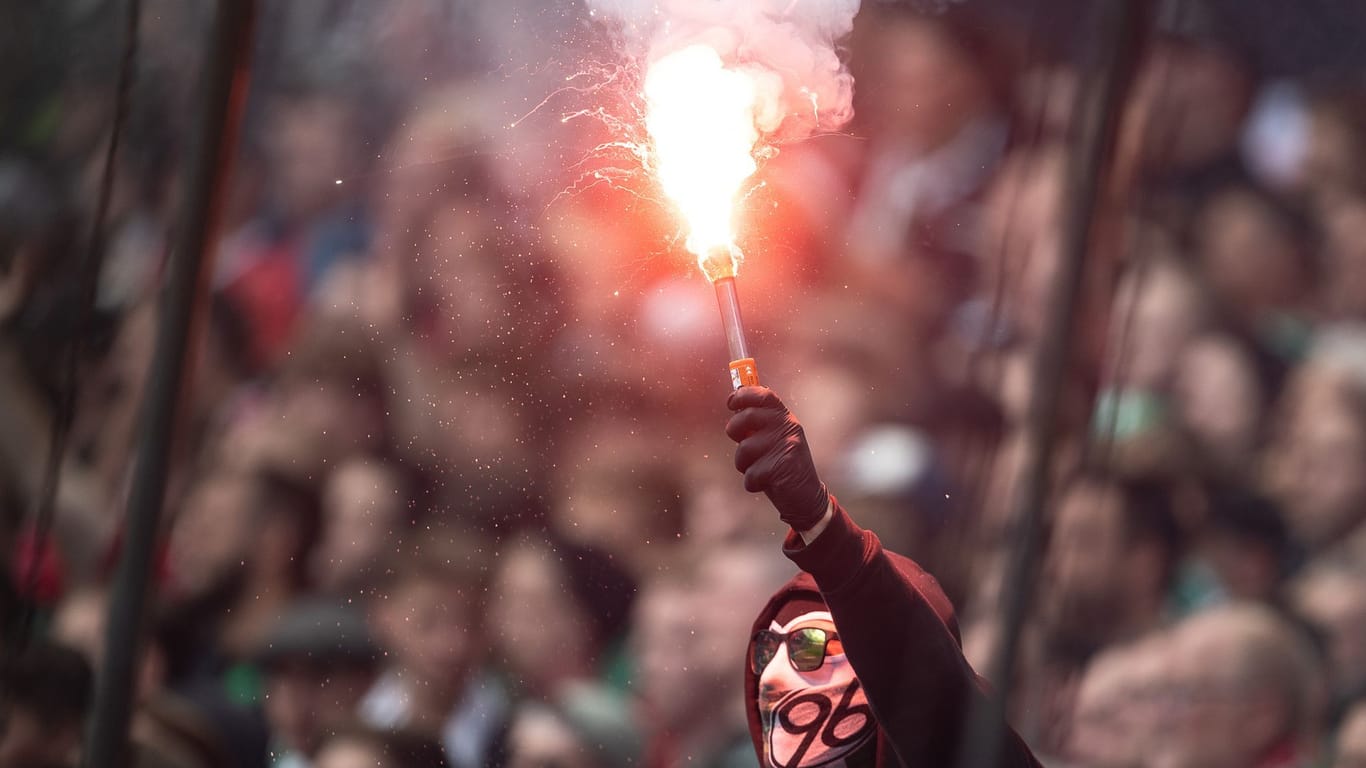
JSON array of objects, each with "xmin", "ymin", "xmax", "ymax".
[{"xmin": 644, "ymin": 44, "xmax": 763, "ymax": 281}]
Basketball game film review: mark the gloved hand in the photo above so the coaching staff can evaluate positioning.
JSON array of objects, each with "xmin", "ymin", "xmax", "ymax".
[{"xmin": 725, "ymin": 386, "xmax": 830, "ymax": 531}]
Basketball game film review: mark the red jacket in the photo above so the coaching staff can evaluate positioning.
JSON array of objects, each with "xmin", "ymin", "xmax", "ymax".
[{"xmin": 744, "ymin": 498, "xmax": 1042, "ymax": 767}]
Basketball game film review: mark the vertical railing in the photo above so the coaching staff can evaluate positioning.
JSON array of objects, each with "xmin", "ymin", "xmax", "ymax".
[{"xmin": 83, "ymin": 3, "xmax": 256, "ymax": 766}]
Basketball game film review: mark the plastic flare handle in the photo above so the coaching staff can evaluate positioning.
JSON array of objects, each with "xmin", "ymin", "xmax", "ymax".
[{"xmin": 729, "ymin": 357, "xmax": 760, "ymax": 389}]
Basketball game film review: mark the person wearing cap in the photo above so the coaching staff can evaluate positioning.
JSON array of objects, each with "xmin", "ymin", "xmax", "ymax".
[
  {"xmin": 255, "ymin": 599, "xmax": 380, "ymax": 768},
  {"xmin": 725, "ymin": 386, "xmax": 1041, "ymax": 767}
]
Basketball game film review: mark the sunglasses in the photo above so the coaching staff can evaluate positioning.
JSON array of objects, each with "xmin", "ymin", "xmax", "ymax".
[{"xmin": 752, "ymin": 627, "xmax": 843, "ymax": 674}]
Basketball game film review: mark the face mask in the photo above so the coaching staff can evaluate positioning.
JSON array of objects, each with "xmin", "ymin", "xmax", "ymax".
[{"xmin": 756, "ymin": 610, "xmax": 876, "ymax": 768}]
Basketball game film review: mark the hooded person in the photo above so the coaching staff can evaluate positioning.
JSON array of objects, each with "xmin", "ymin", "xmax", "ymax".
[{"xmin": 726, "ymin": 386, "xmax": 1041, "ymax": 768}]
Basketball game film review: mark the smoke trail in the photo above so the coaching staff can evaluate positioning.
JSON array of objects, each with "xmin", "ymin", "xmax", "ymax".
[{"xmin": 588, "ymin": 0, "xmax": 862, "ymax": 143}]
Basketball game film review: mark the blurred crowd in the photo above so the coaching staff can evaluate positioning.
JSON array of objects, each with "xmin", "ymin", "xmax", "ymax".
[{"xmin": 3, "ymin": 1, "xmax": 1366, "ymax": 767}]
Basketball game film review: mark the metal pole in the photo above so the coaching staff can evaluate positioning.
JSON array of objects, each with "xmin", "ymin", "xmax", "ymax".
[
  {"xmin": 84, "ymin": 2, "xmax": 255, "ymax": 767},
  {"xmin": 956, "ymin": 0, "xmax": 1148, "ymax": 765}
]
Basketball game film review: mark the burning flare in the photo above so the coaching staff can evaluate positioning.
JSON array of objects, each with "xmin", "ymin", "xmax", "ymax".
[
  {"xmin": 596, "ymin": 0, "xmax": 860, "ymax": 389},
  {"xmin": 644, "ymin": 44, "xmax": 764, "ymax": 281}
]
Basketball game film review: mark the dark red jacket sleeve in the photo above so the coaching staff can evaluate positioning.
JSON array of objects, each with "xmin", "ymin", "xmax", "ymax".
[{"xmin": 784, "ymin": 499, "xmax": 1042, "ymax": 768}]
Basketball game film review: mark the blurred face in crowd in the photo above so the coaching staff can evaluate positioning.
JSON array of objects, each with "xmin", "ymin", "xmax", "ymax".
[
  {"xmin": 315, "ymin": 459, "xmax": 403, "ymax": 592},
  {"xmin": 1322, "ymin": 195, "xmax": 1366, "ymax": 319},
  {"xmin": 167, "ymin": 470, "xmax": 254, "ymax": 599},
  {"xmin": 0, "ymin": 709, "xmax": 82, "ymax": 768},
  {"xmin": 263, "ymin": 660, "xmax": 373, "ymax": 759},
  {"xmin": 51, "ymin": 589, "xmax": 108, "ymax": 669},
  {"xmin": 1153, "ymin": 630, "xmax": 1264, "ymax": 768},
  {"xmin": 374, "ymin": 574, "xmax": 481, "ymax": 695},
  {"xmin": 783, "ymin": 361, "xmax": 873, "ymax": 463},
  {"xmin": 1174, "ymin": 335, "xmax": 1264, "ymax": 472},
  {"xmin": 684, "ymin": 453, "xmax": 775, "ymax": 546},
  {"xmin": 1202, "ymin": 526, "xmax": 1284, "ymax": 606},
  {"xmin": 693, "ymin": 546, "xmax": 795, "ymax": 685},
  {"xmin": 1123, "ymin": 43, "xmax": 1251, "ymax": 176},
  {"xmin": 1336, "ymin": 704, "xmax": 1366, "ymax": 768},
  {"xmin": 369, "ymin": 2, "xmax": 450, "ymax": 82},
  {"xmin": 1303, "ymin": 100, "xmax": 1366, "ymax": 210},
  {"xmin": 1291, "ymin": 565, "xmax": 1366, "ymax": 704},
  {"xmin": 1196, "ymin": 187, "xmax": 1308, "ymax": 319},
  {"xmin": 0, "ymin": 643, "xmax": 91, "ymax": 768},
  {"xmin": 558, "ymin": 469, "xmax": 633, "ymax": 560},
  {"xmin": 981, "ymin": 148, "xmax": 1066, "ymax": 343},
  {"xmin": 1067, "ymin": 638, "xmax": 1167, "ymax": 768},
  {"xmin": 430, "ymin": 374, "xmax": 527, "ymax": 469},
  {"xmin": 51, "ymin": 588, "xmax": 164, "ymax": 702},
  {"xmin": 1112, "ymin": 259, "xmax": 1207, "ymax": 392},
  {"xmin": 853, "ymin": 13, "xmax": 992, "ymax": 149},
  {"xmin": 268, "ymin": 93, "xmax": 355, "ymax": 223},
  {"xmin": 1149, "ymin": 607, "xmax": 1311, "ymax": 768},
  {"xmin": 268, "ymin": 377, "xmax": 382, "ymax": 476},
  {"xmin": 554, "ymin": 421, "xmax": 683, "ymax": 572},
  {"xmin": 505, "ymin": 707, "xmax": 594, "ymax": 768},
  {"xmin": 488, "ymin": 541, "xmax": 595, "ymax": 695},
  {"xmin": 1267, "ymin": 368, "xmax": 1366, "ymax": 549},
  {"xmin": 1042, "ymin": 481, "xmax": 1136, "ymax": 650},
  {"xmin": 632, "ymin": 581, "xmax": 714, "ymax": 730},
  {"xmin": 218, "ymin": 378, "xmax": 381, "ymax": 481},
  {"xmin": 418, "ymin": 206, "xmax": 503, "ymax": 343}
]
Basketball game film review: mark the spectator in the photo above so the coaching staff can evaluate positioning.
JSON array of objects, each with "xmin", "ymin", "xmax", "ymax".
[
  {"xmin": 1039, "ymin": 472, "xmax": 1181, "ymax": 660},
  {"xmin": 1150, "ymin": 602, "xmax": 1327, "ymax": 768},
  {"xmin": 163, "ymin": 467, "xmax": 323, "ymax": 682},
  {"xmin": 51, "ymin": 587, "xmax": 238, "ymax": 768},
  {"xmin": 1289, "ymin": 559, "xmax": 1366, "ymax": 711},
  {"xmin": 219, "ymin": 81, "xmax": 371, "ymax": 368},
  {"xmin": 550, "ymin": 416, "xmax": 687, "ymax": 580},
  {"xmin": 0, "ymin": 641, "xmax": 92, "ymax": 768},
  {"xmin": 1319, "ymin": 193, "xmax": 1366, "ymax": 321},
  {"xmin": 1300, "ymin": 89, "xmax": 1366, "ymax": 212},
  {"xmin": 629, "ymin": 547, "xmax": 796, "ymax": 768},
  {"xmin": 486, "ymin": 529, "xmax": 636, "ymax": 700},
  {"xmin": 255, "ymin": 600, "xmax": 380, "ymax": 768},
  {"xmin": 312, "ymin": 457, "xmax": 408, "ymax": 596},
  {"xmin": 1118, "ymin": 39, "xmax": 1254, "ymax": 195},
  {"xmin": 1065, "ymin": 634, "xmax": 1168, "ymax": 768},
  {"xmin": 1192, "ymin": 181, "xmax": 1317, "ymax": 360},
  {"xmin": 505, "ymin": 705, "xmax": 595, "ymax": 768},
  {"xmin": 1195, "ymin": 488, "xmax": 1292, "ymax": 606},
  {"xmin": 724, "ymin": 386, "xmax": 1039, "ymax": 766},
  {"xmin": 632, "ymin": 572, "xmax": 752, "ymax": 768},
  {"xmin": 845, "ymin": 7, "xmax": 1008, "ymax": 266},
  {"xmin": 1173, "ymin": 333, "xmax": 1274, "ymax": 482},
  {"xmin": 361, "ymin": 527, "xmax": 509, "ymax": 768},
  {"xmin": 1264, "ymin": 363, "xmax": 1366, "ymax": 557}
]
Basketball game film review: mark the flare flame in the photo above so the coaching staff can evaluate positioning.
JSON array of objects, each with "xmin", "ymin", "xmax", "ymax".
[{"xmin": 644, "ymin": 44, "xmax": 763, "ymax": 281}]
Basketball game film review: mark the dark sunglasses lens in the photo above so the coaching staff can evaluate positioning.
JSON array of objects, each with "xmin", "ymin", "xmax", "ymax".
[
  {"xmin": 787, "ymin": 628, "xmax": 829, "ymax": 672},
  {"xmin": 753, "ymin": 631, "xmax": 780, "ymax": 673}
]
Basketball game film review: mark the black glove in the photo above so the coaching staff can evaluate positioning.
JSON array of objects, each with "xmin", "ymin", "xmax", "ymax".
[{"xmin": 725, "ymin": 386, "xmax": 829, "ymax": 531}]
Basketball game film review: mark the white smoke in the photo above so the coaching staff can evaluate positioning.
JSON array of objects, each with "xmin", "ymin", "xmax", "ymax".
[{"xmin": 588, "ymin": 0, "xmax": 862, "ymax": 143}]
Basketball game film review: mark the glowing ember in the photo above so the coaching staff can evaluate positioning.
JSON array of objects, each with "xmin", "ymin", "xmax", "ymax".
[{"xmin": 644, "ymin": 44, "xmax": 763, "ymax": 281}]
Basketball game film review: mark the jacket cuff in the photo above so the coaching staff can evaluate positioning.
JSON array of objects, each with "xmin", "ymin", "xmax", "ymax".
[{"xmin": 782, "ymin": 496, "xmax": 870, "ymax": 594}]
